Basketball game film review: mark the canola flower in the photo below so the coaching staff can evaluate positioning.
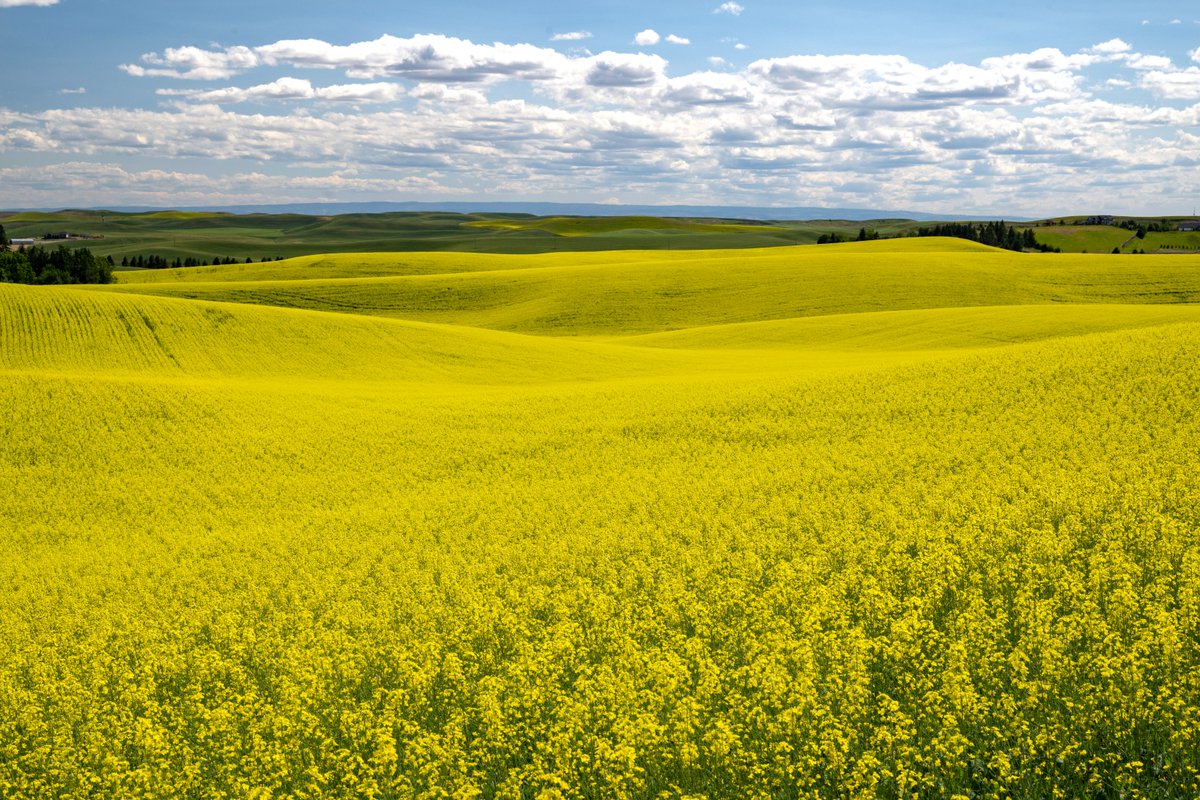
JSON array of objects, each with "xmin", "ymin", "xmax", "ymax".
[{"xmin": 1, "ymin": 244, "xmax": 1199, "ymax": 799}]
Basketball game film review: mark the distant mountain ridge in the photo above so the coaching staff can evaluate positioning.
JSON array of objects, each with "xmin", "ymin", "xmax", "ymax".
[{"xmin": 10, "ymin": 201, "xmax": 1024, "ymax": 222}]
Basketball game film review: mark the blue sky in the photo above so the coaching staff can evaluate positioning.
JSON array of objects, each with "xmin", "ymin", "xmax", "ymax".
[{"xmin": 3, "ymin": 0, "xmax": 1200, "ymax": 215}]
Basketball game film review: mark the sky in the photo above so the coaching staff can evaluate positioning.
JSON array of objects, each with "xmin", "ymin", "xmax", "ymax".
[{"xmin": 2, "ymin": 1, "xmax": 1200, "ymax": 216}]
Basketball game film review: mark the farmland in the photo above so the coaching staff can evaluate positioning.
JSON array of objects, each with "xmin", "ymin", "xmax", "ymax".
[
  {"xmin": 2, "ymin": 239, "xmax": 1200, "ymax": 798},
  {"xmin": 0, "ymin": 210, "xmax": 869, "ymax": 262},
  {"xmin": 1026, "ymin": 224, "xmax": 1200, "ymax": 254}
]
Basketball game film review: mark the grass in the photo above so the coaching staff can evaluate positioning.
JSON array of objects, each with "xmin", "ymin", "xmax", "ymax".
[
  {"xmin": 1022, "ymin": 225, "xmax": 1132, "ymax": 253},
  {"xmin": 0, "ymin": 209, "xmax": 840, "ymax": 261},
  {"xmin": 1024, "ymin": 224, "xmax": 1200, "ymax": 253},
  {"xmin": 463, "ymin": 215, "xmax": 784, "ymax": 236},
  {"xmin": 3, "ymin": 238, "xmax": 1200, "ymax": 798},
  {"xmin": 1142, "ymin": 230, "xmax": 1200, "ymax": 252}
]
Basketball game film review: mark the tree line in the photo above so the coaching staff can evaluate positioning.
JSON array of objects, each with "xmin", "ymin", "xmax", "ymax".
[
  {"xmin": 1118, "ymin": 219, "xmax": 1173, "ymax": 235},
  {"xmin": 120, "ymin": 254, "xmax": 287, "ymax": 269},
  {"xmin": 815, "ymin": 221, "xmax": 1057, "ymax": 252},
  {"xmin": 912, "ymin": 221, "xmax": 1059, "ymax": 253},
  {"xmin": 816, "ymin": 228, "xmax": 884, "ymax": 245},
  {"xmin": 1, "ymin": 227, "xmax": 114, "ymax": 284}
]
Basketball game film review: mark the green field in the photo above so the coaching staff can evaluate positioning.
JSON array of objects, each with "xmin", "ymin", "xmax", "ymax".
[
  {"xmin": 1020, "ymin": 225, "xmax": 1132, "ymax": 253},
  {"xmin": 3, "ymin": 239, "xmax": 1200, "ymax": 798},
  {"xmin": 1026, "ymin": 224, "xmax": 1200, "ymax": 253},
  {"xmin": 2, "ymin": 210, "xmax": 906, "ymax": 262}
]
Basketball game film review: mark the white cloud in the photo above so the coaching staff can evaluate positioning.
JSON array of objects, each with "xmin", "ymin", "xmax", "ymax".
[
  {"xmin": 0, "ymin": 161, "xmax": 461, "ymax": 208},
  {"xmin": 14, "ymin": 35, "xmax": 1200, "ymax": 215},
  {"xmin": 59, "ymin": 87, "xmax": 86, "ymax": 95},
  {"xmin": 665, "ymin": 34, "xmax": 691, "ymax": 46},
  {"xmin": 1139, "ymin": 67, "xmax": 1200, "ymax": 99},
  {"xmin": 0, "ymin": 0, "xmax": 59, "ymax": 6},
  {"xmin": 121, "ymin": 45, "xmax": 260, "ymax": 80},
  {"xmin": 749, "ymin": 53, "xmax": 1034, "ymax": 108},
  {"xmin": 1087, "ymin": 38, "xmax": 1131, "ymax": 56},
  {"xmin": 663, "ymin": 72, "xmax": 754, "ymax": 106},
  {"xmin": 634, "ymin": 29, "xmax": 661, "ymax": 46},
  {"xmin": 735, "ymin": 43, "xmax": 748, "ymax": 51},
  {"xmin": 714, "ymin": 2, "xmax": 744, "ymax": 14},
  {"xmin": 1126, "ymin": 53, "xmax": 1174, "ymax": 70},
  {"xmin": 127, "ymin": 35, "xmax": 571, "ymax": 83},
  {"xmin": 256, "ymin": 35, "xmax": 566, "ymax": 82},
  {"xmin": 159, "ymin": 77, "xmax": 406, "ymax": 105},
  {"xmin": 583, "ymin": 51, "xmax": 668, "ymax": 87},
  {"xmin": 1170, "ymin": 18, "xmax": 1182, "ymax": 24},
  {"xmin": 551, "ymin": 31, "xmax": 592, "ymax": 41}
]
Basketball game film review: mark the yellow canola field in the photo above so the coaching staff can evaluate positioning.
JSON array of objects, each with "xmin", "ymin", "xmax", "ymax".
[
  {"xmin": 3, "ymin": 242, "xmax": 1200, "ymax": 799},
  {"xmin": 101, "ymin": 240, "xmax": 1200, "ymax": 337}
]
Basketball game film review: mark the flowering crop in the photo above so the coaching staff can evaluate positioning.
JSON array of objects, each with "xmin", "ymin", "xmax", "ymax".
[{"xmin": 2, "ymin": 244, "xmax": 1200, "ymax": 799}]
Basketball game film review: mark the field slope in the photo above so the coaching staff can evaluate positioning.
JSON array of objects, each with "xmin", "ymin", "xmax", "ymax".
[
  {"xmin": 102, "ymin": 239, "xmax": 1200, "ymax": 336},
  {"xmin": 2, "ymin": 240, "xmax": 1200, "ymax": 799}
]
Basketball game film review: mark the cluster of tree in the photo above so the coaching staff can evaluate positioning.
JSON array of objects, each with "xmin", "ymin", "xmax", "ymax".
[
  {"xmin": 1118, "ymin": 219, "xmax": 1172, "ymax": 235},
  {"xmin": 816, "ymin": 227, "xmax": 883, "ymax": 244},
  {"xmin": 0, "ymin": 245, "xmax": 114, "ymax": 285},
  {"xmin": 121, "ymin": 254, "xmax": 286, "ymax": 269},
  {"xmin": 913, "ymin": 221, "xmax": 1059, "ymax": 253}
]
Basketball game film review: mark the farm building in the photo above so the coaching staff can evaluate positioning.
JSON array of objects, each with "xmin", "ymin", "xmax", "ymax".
[
  {"xmin": 1178, "ymin": 220, "xmax": 1200, "ymax": 231},
  {"xmin": 10, "ymin": 238, "xmax": 35, "ymax": 247}
]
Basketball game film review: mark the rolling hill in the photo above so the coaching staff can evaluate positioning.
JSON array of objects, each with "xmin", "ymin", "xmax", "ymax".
[{"xmin": 2, "ymin": 238, "xmax": 1199, "ymax": 799}]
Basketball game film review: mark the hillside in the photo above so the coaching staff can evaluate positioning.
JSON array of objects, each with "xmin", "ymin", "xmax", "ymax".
[
  {"xmin": 99, "ymin": 238, "xmax": 1200, "ymax": 336},
  {"xmin": 3, "ymin": 240, "xmax": 1200, "ymax": 798},
  {"xmin": 0, "ymin": 208, "xmax": 836, "ymax": 261}
]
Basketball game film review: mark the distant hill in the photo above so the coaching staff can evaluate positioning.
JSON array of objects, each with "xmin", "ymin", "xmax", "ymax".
[{"xmin": 8, "ymin": 200, "xmax": 1017, "ymax": 222}]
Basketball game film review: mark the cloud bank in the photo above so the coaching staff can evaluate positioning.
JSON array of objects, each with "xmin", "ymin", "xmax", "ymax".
[{"xmin": 5, "ymin": 33, "xmax": 1200, "ymax": 214}]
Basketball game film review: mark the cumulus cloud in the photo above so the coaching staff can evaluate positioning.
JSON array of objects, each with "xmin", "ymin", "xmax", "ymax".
[
  {"xmin": 634, "ymin": 29, "xmax": 661, "ymax": 46},
  {"xmin": 749, "ymin": 54, "xmax": 1028, "ymax": 108},
  {"xmin": 0, "ymin": 0, "xmax": 59, "ymax": 6},
  {"xmin": 15, "ymin": 34, "xmax": 1200, "ymax": 215},
  {"xmin": 159, "ymin": 77, "xmax": 406, "ymax": 105},
  {"xmin": 714, "ymin": 2, "xmax": 744, "ymax": 14},
  {"xmin": 1139, "ymin": 67, "xmax": 1200, "ymax": 99},
  {"xmin": 1126, "ymin": 53, "xmax": 1174, "ymax": 70},
  {"xmin": 0, "ymin": 161, "xmax": 461, "ymax": 208},
  {"xmin": 584, "ymin": 52, "xmax": 667, "ymax": 87},
  {"xmin": 256, "ymin": 35, "xmax": 567, "ymax": 82},
  {"xmin": 665, "ymin": 34, "xmax": 691, "ymax": 46},
  {"xmin": 1087, "ymin": 38, "xmax": 1131, "ymax": 56},
  {"xmin": 126, "ymin": 35, "xmax": 571, "ymax": 83},
  {"xmin": 663, "ymin": 72, "xmax": 754, "ymax": 105},
  {"xmin": 551, "ymin": 31, "xmax": 592, "ymax": 41},
  {"xmin": 121, "ymin": 45, "xmax": 260, "ymax": 80}
]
